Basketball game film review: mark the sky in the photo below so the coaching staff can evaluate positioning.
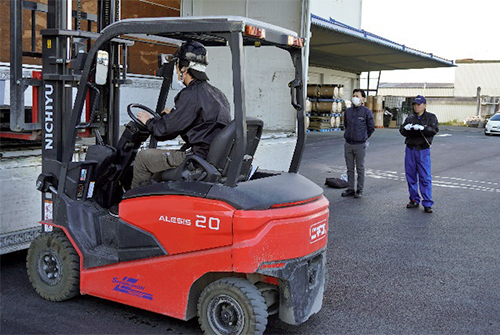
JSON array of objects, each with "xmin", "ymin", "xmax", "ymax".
[{"xmin": 360, "ymin": 0, "xmax": 500, "ymax": 83}]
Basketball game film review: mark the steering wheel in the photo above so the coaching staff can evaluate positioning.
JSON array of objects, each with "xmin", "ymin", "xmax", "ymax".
[{"xmin": 127, "ymin": 103, "xmax": 161, "ymax": 130}]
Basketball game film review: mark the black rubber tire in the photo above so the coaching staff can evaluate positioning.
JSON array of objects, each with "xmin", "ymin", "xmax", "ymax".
[
  {"xmin": 197, "ymin": 277, "xmax": 268, "ymax": 335},
  {"xmin": 26, "ymin": 230, "xmax": 80, "ymax": 301}
]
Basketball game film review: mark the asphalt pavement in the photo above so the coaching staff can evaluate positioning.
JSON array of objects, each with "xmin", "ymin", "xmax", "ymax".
[{"xmin": 1, "ymin": 126, "xmax": 499, "ymax": 334}]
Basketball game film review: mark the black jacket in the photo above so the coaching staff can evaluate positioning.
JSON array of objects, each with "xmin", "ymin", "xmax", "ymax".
[
  {"xmin": 344, "ymin": 105, "xmax": 375, "ymax": 144},
  {"xmin": 400, "ymin": 110, "xmax": 439, "ymax": 150},
  {"xmin": 146, "ymin": 80, "xmax": 231, "ymax": 158}
]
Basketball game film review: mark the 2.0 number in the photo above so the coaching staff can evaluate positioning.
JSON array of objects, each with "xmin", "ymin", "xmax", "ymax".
[{"xmin": 196, "ymin": 215, "xmax": 220, "ymax": 230}]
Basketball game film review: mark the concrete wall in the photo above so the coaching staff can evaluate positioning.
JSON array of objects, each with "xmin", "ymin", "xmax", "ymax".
[{"xmin": 181, "ymin": 0, "xmax": 303, "ymax": 131}]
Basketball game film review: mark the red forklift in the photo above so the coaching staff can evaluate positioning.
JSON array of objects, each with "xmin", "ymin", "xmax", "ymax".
[{"xmin": 27, "ymin": 15, "xmax": 329, "ymax": 335}]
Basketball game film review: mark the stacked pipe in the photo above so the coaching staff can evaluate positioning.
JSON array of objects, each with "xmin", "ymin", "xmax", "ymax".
[{"xmin": 306, "ymin": 84, "xmax": 344, "ymax": 132}]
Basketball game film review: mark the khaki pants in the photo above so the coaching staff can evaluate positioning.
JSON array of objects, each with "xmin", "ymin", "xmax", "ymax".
[{"xmin": 131, "ymin": 149, "xmax": 186, "ymax": 189}]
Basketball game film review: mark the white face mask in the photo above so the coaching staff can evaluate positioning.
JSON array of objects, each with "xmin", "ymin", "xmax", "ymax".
[
  {"xmin": 352, "ymin": 96, "xmax": 361, "ymax": 106},
  {"xmin": 171, "ymin": 64, "xmax": 186, "ymax": 90}
]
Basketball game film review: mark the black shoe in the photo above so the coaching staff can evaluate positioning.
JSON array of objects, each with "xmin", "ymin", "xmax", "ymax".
[
  {"xmin": 341, "ymin": 189, "xmax": 355, "ymax": 197},
  {"xmin": 354, "ymin": 190, "xmax": 363, "ymax": 198},
  {"xmin": 406, "ymin": 200, "xmax": 419, "ymax": 208},
  {"xmin": 424, "ymin": 207, "xmax": 433, "ymax": 213},
  {"xmin": 109, "ymin": 204, "xmax": 119, "ymax": 217}
]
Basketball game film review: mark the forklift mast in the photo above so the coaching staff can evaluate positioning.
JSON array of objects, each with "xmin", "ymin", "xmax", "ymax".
[
  {"xmin": 33, "ymin": 0, "xmax": 122, "ymax": 225},
  {"xmin": 7, "ymin": 0, "xmax": 117, "ymax": 137}
]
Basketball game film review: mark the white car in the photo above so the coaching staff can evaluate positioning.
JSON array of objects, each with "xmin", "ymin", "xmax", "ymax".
[{"xmin": 485, "ymin": 113, "xmax": 500, "ymax": 136}]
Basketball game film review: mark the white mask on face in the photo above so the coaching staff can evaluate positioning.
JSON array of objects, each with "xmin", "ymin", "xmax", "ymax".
[
  {"xmin": 352, "ymin": 96, "xmax": 361, "ymax": 106},
  {"xmin": 171, "ymin": 64, "xmax": 186, "ymax": 90}
]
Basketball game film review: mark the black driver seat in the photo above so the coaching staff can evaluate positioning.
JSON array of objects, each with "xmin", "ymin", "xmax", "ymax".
[{"xmin": 161, "ymin": 117, "xmax": 264, "ymax": 183}]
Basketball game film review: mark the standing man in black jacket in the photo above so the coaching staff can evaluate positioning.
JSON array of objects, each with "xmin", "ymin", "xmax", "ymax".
[
  {"xmin": 342, "ymin": 89, "xmax": 375, "ymax": 198},
  {"xmin": 132, "ymin": 41, "xmax": 231, "ymax": 189},
  {"xmin": 399, "ymin": 95, "xmax": 439, "ymax": 213}
]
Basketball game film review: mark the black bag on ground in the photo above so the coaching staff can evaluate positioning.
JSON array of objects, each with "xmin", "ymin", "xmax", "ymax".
[{"xmin": 325, "ymin": 177, "xmax": 348, "ymax": 189}]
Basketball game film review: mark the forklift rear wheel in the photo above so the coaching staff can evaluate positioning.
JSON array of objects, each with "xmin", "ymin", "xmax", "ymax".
[
  {"xmin": 26, "ymin": 230, "xmax": 80, "ymax": 302},
  {"xmin": 197, "ymin": 277, "xmax": 268, "ymax": 335}
]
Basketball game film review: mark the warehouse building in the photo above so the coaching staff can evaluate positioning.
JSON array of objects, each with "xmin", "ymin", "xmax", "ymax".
[
  {"xmin": 1, "ymin": 0, "xmax": 454, "ymax": 131},
  {"xmin": 182, "ymin": 0, "xmax": 453, "ymax": 131},
  {"xmin": 378, "ymin": 59, "xmax": 500, "ymax": 123}
]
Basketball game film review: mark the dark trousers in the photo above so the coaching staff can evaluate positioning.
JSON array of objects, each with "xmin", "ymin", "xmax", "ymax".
[
  {"xmin": 405, "ymin": 146, "xmax": 433, "ymax": 207},
  {"xmin": 344, "ymin": 142, "xmax": 367, "ymax": 192}
]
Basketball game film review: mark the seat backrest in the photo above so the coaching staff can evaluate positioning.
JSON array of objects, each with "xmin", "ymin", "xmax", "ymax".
[
  {"xmin": 207, "ymin": 117, "xmax": 263, "ymax": 181},
  {"xmin": 161, "ymin": 117, "xmax": 263, "ymax": 183}
]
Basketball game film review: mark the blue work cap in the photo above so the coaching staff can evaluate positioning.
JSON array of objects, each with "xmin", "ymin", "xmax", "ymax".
[{"xmin": 412, "ymin": 95, "xmax": 427, "ymax": 105}]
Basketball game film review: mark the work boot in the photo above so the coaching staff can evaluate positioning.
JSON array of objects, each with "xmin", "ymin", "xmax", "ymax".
[
  {"xmin": 406, "ymin": 200, "xmax": 419, "ymax": 208},
  {"xmin": 109, "ymin": 204, "xmax": 119, "ymax": 217},
  {"xmin": 341, "ymin": 189, "xmax": 355, "ymax": 197},
  {"xmin": 354, "ymin": 190, "xmax": 363, "ymax": 198}
]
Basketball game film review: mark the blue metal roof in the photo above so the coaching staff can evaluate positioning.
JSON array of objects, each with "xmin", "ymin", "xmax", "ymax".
[{"xmin": 309, "ymin": 14, "xmax": 454, "ymax": 73}]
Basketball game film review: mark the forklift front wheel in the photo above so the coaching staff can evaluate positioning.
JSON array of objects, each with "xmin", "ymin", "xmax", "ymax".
[
  {"xmin": 26, "ymin": 230, "xmax": 80, "ymax": 302},
  {"xmin": 197, "ymin": 277, "xmax": 268, "ymax": 335}
]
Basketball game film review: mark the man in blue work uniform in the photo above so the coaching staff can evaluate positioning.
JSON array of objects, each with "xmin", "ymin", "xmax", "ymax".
[
  {"xmin": 342, "ymin": 89, "xmax": 375, "ymax": 198},
  {"xmin": 132, "ymin": 41, "xmax": 231, "ymax": 188},
  {"xmin": 400, "ymin": 95, "xmax": 439, "ymax": 213}
]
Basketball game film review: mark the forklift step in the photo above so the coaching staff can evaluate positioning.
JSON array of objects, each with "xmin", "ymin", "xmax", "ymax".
[{"xmin": 85, "ymin": 245, "xmax": 119, "ymax": 268}]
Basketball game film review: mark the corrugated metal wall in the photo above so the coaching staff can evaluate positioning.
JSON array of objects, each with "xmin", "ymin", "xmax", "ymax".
[
  {"xmin": 454, "ymin": 61, "xmax": 500, "ymax": 97},
  {"xmin": 378, "ymin": 87, "xmax": 454, "ymax": 97}
]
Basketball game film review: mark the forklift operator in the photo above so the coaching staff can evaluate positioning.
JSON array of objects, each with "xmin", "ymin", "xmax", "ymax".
[{"xmin": 132, "ymin": 41, "xmax": 231, "ymax": 189}]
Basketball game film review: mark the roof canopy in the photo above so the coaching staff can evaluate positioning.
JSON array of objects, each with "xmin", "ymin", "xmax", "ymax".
[{"xmin": 309, "ymin": 15, "xmax": 454, "ymax": 74}]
